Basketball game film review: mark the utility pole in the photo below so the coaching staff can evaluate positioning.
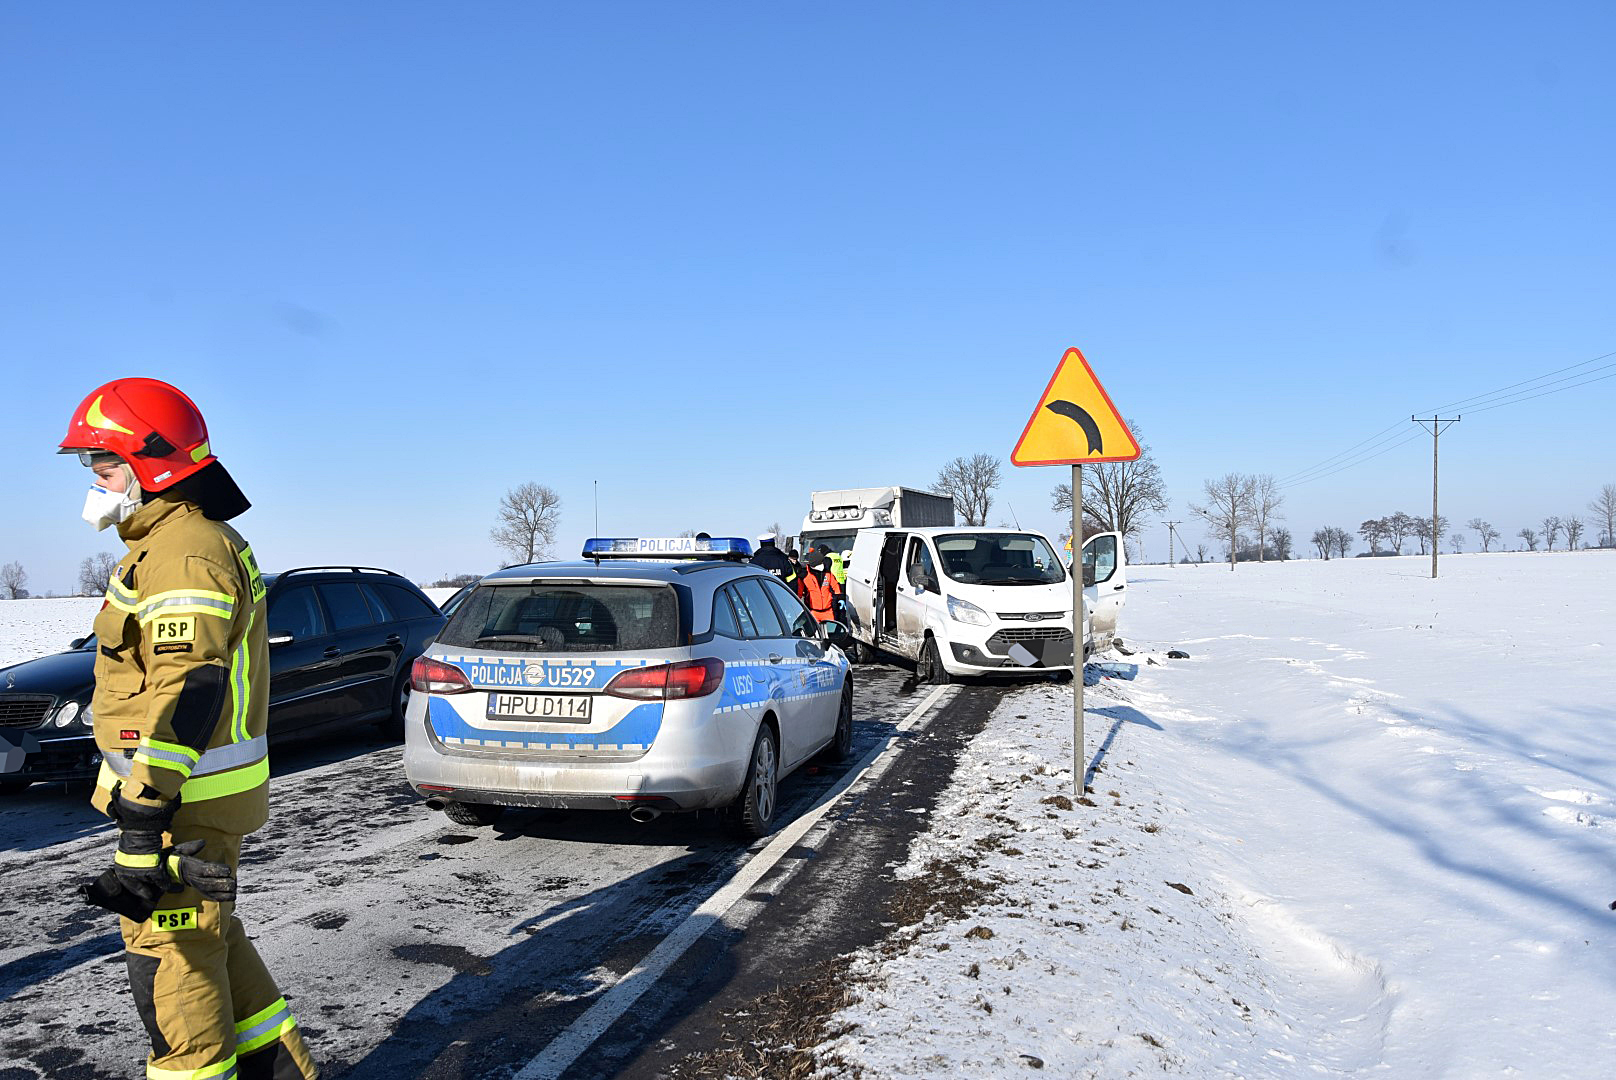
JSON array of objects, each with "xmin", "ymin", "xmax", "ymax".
[
  {"xmin": 1164, "ymin": 520, "xmax": 1182, "ymax": 567},
  {"xmin": 1411, "ymin": 416, "xmax": 1460, "ymax": 579}
]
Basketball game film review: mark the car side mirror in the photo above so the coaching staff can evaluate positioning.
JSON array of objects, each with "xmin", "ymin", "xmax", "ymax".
[
  {"xmin": 69, "ymin": 637, "xmax": 87, "ymax": 650},
  {"xmin": 268, "ymin": 631, "xmax": 295, "ymax": 648}
]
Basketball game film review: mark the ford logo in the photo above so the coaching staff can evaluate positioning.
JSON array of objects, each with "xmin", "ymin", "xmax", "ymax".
[{"xmin": 1023, "ymin": 612, "xmax": 1045, "ymax": 623}]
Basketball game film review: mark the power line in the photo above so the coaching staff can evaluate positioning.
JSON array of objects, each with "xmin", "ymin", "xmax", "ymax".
[
  {"xmin": 1281, "ymin": 430, "xmax": 1426, "ymax": 489},
  {"xmin": 1278, "ymin": 346, "xmax": 1615, "ymax": 491},
  {"xmin": 1280, "ymin": 423, "xmax": 1420, "ymax": 486},
  {"xmin": 1461, "ymin": 367, "xmax": 1616, "ymax": 416},
  {"xmin": 1277, "ymin": 418, "xmax": 1406, "ymax": 482},
  {"xmin": 1419, "ymin": 348, "xmax": 1616, "ymax": 414}
]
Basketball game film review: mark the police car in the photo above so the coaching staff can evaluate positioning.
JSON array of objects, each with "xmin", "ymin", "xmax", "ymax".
[{"xmin": 402, "ymin": 537, "xmax": 854, "ymax": 837}]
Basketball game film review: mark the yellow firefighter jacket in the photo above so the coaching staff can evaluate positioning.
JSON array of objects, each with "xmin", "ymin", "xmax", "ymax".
[{"xmin": 90, "ymin": 494, "xmax": 270, "ymax": 835}]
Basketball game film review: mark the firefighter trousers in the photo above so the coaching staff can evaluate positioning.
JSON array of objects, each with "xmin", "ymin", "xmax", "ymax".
[{"xmin": 120, "ymin": 823, "xmax": 318, "ymax": 1080}]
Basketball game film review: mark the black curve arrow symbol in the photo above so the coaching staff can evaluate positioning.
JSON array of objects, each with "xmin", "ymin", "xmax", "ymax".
[{"xmin": 1044, "ymin": 399, "xmax": 1104, "ymax": 455}]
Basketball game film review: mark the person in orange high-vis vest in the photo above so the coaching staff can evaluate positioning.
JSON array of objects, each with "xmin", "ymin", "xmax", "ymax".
[
  {"xmin": 60, "ymin": 378, "xmax": 319, "ymax": 1080},
  {"xmin": 797, "ymin": 549, "xmax": 844, "ymax": 622}
]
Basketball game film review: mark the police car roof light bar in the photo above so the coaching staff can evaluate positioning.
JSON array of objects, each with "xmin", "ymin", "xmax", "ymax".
[{"xmin": 580, "ymin": 537, "xmax": 754, "ymax": 562}]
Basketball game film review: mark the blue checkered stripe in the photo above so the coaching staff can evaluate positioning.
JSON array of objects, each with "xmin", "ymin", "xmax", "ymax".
[
  {"xmin": 434, "ymin": 653, "xmax": 652, "ymax": 691},
  {"xmin": 712, "ymin": 659, "xmax": 843, "ymax": 716}
]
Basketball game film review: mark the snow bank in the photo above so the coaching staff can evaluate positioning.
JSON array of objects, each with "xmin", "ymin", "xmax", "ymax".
[{"xmin": 823, "ymin": 551, "xmax": 1616, "ymax": 1078}]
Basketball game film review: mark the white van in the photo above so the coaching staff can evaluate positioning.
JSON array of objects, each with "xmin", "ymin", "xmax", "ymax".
[{"xmin": 842, "ymin": 528, "xmax": 1127, "ymax": 683}]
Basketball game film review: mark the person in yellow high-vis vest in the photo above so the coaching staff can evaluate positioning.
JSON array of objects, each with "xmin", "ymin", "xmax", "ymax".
[{"xmin": 60, "ymin": 377, "xmax": 318, "ymax": 1080}]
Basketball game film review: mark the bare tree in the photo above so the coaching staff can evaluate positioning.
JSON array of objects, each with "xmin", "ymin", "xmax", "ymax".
[
  {"xmin": 1517, "ymin": 527, "xmax": 1539, "ymax": 552},
  {"xmin": 1359, "ymin": 518, "xmax": 1387, "ymax": 555},
  {"xmin": 1311, "ymin": 528, "xmax": 1331, "ymax": 560},
  {"xmin": 0, "ymin": 561, "xmax": 27, "ymax": 600},
  {"xmin": 78, "ymin": 552, "xmax": 120, "ymax": 596},
  {"xmin": 1564, "ymin": 517, "xmax": 1584, "ymax": 550},
  {"xmin": 1466, "ymin": 518, "xmax": 1499, "ymax": 553},
  {"xmin": 1194, "ymin": 541, "xmax": 1208, "ymax": 563},
  {"xmin": 1591, "ymin": 484, "xmax": 1616, "ymax": 547},
  {"xmin": 1191, "ymin": 473, "xmax": 1254, "ymax": 572},
  {"xmin": 1385, "ymin": 511, "xmax": 1415, "ymax": 555},
  {"xmin": 1412, "ymin": 514, "xmax": 1450, "ymax": 555},
  {"xmin": 1332, "ymin": 527, "xmax": 1353, "ymax": 559},
  {"xmin": 1271, "ymin": 526, "xmax": 1292, "ymax": 561},
  {"xmin": 1050, "ymin": 421, "xmax": 1168, "ymax": 543},
  {"xmin": 1250, "ymin": 474, "xmax": 1284, "ymax": 563},
  {"xmin": 490, "ymin": 482, "xmax": 562, "ymax": 564},
  {"xmin": 935, "ymin": 453, "xmax": 1001, "ymax": 526},
  {"xmin": 1540, "ymin": 516, "xmax": 1562, "ymax": 552},
  {"xmin": 1449, "ymin": 532, "xmax": 1465, "ymax": 553}
]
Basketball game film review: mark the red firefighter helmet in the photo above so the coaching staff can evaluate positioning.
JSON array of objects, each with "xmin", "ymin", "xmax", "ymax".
[{"xmin": 58, "ymin": 378, "xmax": 217, "ymax": 493}]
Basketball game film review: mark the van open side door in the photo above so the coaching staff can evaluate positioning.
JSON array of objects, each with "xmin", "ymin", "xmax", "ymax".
[{"xmin": 1082, "ymin": 531, "xmax": 1127, "ymax": 643}]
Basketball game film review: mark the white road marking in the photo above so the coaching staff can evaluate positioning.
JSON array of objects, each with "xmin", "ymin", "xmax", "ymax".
[{"xmin": 513, "ymin": 682, "xmax": 956, "ymax": 1080}]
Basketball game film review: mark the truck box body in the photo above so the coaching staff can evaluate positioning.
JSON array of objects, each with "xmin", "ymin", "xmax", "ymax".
[{"xmin": 798, "ymin": 486, "xmax": 957, "ymax": 559}]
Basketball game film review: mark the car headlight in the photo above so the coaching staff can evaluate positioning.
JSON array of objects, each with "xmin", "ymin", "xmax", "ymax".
[
  {"xmin": 52, "ymin": 700, "xmax": 87, "ymax": 728},
  {"xmin": 946, "ymin": 595, "xmax": 991, "ymax": 626}
]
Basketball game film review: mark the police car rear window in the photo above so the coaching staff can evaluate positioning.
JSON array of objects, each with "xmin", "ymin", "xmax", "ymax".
[{"xmin": 438, "ymin": 584, "xmax": 679, "ymax": 653}]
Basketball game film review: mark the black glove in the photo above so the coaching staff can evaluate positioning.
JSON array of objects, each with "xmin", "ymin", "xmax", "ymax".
[
  {"xmin": 83, "ymin": 838, "xmax": 236, "ymax": 921},
  {"xmin": 108, "ymin": 785, "xmax": 180, "ymax": 906},
  {"xmin": 164, "ymin": 839, "xmax": 236, "ymax": 903}
]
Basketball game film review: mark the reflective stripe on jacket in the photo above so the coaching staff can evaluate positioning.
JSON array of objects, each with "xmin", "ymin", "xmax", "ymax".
[{"xmin": 90, "ymin": 494, "xmax": 270, "ymax": 835}]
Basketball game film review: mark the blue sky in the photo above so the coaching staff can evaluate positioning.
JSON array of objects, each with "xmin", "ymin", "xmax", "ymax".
[{"xmin": 3, "ymin": 3, "xmax": 1613, "ymax": 592}]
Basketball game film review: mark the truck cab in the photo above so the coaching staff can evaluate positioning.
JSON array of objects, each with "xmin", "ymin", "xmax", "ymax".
[{"xmin": 843, "ymin": 527, "xmax": 1126, "ymax": 683}]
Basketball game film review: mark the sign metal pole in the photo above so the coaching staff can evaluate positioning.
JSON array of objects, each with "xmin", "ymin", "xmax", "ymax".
[{"xmin": 1073, "ymin": 463, "xmax": 1084, "ymax": 798}]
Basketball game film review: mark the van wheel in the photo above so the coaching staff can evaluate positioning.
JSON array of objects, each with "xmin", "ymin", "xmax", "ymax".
[
  {"xmin": 731, "ymin": 725, "xmax": 779, "ymax": 839},
  {"xmin": 819, "ymin": 682, "xmax": 854, "ymax": 762},
  {"xmin": 442, "ymin": 802, "xmax": 505, "ymax": 827},
  {"xmin": 919, "ymin": 637, "xmax": 952, "ymax": 685}
]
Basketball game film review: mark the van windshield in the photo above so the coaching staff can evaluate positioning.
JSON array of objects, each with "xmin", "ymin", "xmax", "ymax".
[
  {"xmin": 438, "ymin": 583, "xmax": 679, "ymax": 652},
  {"xmin": 934, "ymin": 533, "xmax": 1066, "ymax": 586}
]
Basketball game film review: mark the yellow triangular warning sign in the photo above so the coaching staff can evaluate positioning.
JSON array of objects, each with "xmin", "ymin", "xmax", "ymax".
[{"xmin": 1010, "ymin": 348, "xmax": 1140, "ymax": 466}]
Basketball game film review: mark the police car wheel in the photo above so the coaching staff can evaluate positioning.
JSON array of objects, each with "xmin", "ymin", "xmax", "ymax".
[
  {"xmin": 920, "ymin": 637, "xmax": 952, "ymax": 685},
  {"xmin": 732, "ymin": 725, "xmax": 779, "ymax": 839},
  {"xmin": 819, "ymin": 682, "xmax": 854, "ymax": 762},
  {"xmin": 442, "ymin": 801, "xmax": 505, "ymax": 827}
]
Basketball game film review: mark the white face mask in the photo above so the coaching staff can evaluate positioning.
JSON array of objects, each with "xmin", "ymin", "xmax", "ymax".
[{"xmin": 82, "ymin": 482, "xmax": 142, "ymax": 531}]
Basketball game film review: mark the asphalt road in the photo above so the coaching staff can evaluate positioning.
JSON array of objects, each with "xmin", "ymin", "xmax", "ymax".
[{"xmin": 0, "ymin": 662, "xmax": 1015, "ymax": 1079}]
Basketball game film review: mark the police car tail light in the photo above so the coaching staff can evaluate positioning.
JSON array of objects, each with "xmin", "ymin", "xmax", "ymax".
[
  {"xmin": 604, "ymin": 658, "xmax": 725, "ymax": 701},
  {"xmin": 411, "ymin": 657, "xmax": 472, "ymax": 695}
]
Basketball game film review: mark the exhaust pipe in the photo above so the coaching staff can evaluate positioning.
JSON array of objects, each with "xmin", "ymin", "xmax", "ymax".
[
  {"xmin": 424, "ymin": 797, "xmax": 449, "ymax": 812},
  {"xmin": 628, "ymin": 805, "xmax": 662, "ymax": 823}
]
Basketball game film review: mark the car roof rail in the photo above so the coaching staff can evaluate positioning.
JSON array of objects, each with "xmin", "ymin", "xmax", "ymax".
[{"xmin": 274, "ymin": 566, "xmax": 410, "ymax": 581}]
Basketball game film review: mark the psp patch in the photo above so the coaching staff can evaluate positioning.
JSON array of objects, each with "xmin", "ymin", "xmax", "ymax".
[
  {"xmin": 151, "ymin": 907, "xmax": 199, "ymax": 932},
  {"xmin": 150, "ymin": 616, "xmax": 196, "ymax": 645}
]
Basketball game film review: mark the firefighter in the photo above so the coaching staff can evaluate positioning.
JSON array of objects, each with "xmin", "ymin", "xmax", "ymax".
[
  {"xmin": 796, "ymin": 549, "xmax": 844, "ymax": 623},
  {"xmin": 60, "ymin": 378, "xmax": 319, "ymax": 1080},
  {"xmin": 749, "ymin": 533, "xmax": 797, "ymax": 585}
]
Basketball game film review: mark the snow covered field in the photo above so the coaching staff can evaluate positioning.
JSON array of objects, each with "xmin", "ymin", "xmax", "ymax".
[
  {"xmin": 823, "ymin": 551, "xmax": 1616, "ymax": 1078},
  {"xmin": 0, "ymin": 597, "xmax": 99, "ymax": 669}
]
